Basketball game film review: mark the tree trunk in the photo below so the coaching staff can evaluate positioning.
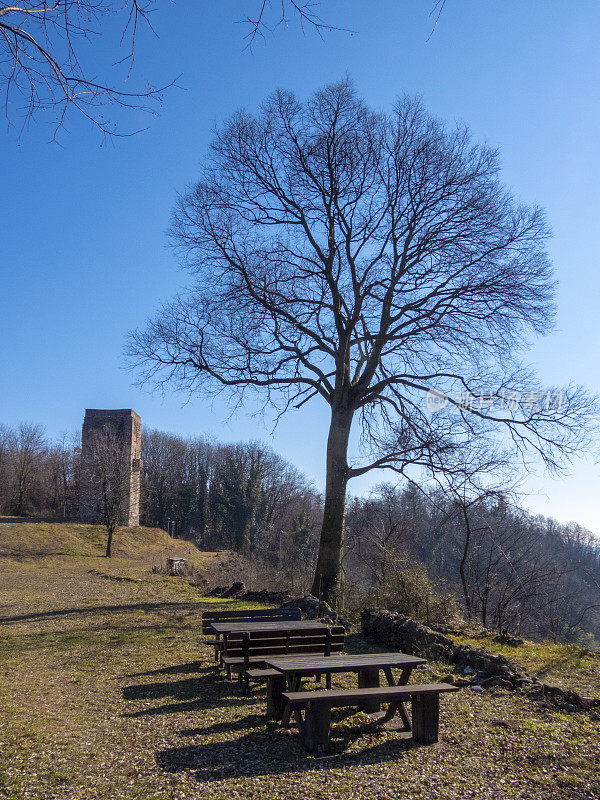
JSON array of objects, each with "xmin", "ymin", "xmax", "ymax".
[
  {"xmin": 310, "ymin": 407, "xmax": 353, "ymax": 602},
  {"xmin": 106, "ymin": 526, "xmax": 114, "ymax": 558},
  {"xmin": 459, "ymin": 504, "xmax": 473, "ymax": 618}
]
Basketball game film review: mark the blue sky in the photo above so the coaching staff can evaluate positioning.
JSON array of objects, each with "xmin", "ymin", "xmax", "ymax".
[{"xmin": 1, "ymin": 1, "xmax": 599, "ymax": 533}]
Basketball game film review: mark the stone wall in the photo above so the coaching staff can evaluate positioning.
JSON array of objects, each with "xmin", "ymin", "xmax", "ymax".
[{"xmin": 361, "ymin": 608, "xmax": 600, "ymax": 713}]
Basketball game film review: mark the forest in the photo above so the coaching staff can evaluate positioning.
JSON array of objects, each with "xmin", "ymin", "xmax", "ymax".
[{"xmin": 1, "ymin": 421, "xmax": 599, "ymax": 645}]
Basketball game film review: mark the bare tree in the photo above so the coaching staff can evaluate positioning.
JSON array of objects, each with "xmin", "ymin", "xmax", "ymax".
[
  {"xmin": 129, "ymin": 79, "xmax": 596, "ymax": 601},
  {"xmin": 0, "ymin": 423, "xmax": 16, "ymax": 513},
  {"xmin": 12, "ymin": 422, "xmax": 47, "ymax": 516},
  {"xmin": 0, "ymin": 1, "xmax": 346, "ymax": 137},
  {"xmin": 81, "ymin": 424, "xmax": 131, "ymax": 557},
  {"xmin": 345, "ymin": 483, "xmax": 409, "ymax": 590}
]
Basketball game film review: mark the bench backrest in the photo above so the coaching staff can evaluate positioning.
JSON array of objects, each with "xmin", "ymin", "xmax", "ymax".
[
  {"xmin": 224, "ymin": 626, "xmax": 345, "ymax": 668},
  {"xmin": 201, "ymin": 606, "xmax": 301, "ymax": 634}
]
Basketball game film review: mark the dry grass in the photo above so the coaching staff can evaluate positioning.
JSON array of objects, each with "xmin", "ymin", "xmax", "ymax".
[
  {"xmin": 0, "ymin": 522, "xmax": 599, "ymax": 800},
  {"xmin": 446, "ymin": 631, "xmax": 600, "ymax": 697}
]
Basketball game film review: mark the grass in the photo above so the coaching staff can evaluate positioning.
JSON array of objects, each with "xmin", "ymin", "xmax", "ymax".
[
  {"xmin": 0, "ymin": 521, "xmax": 599, "ymax": 799},
  {"xmin": 446, "ymin": 630, "xmax": 600, "ymax": 696}
]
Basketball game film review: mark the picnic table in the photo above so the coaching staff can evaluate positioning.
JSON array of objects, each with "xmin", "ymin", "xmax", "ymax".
[
  {"xmin": 211, "ymin": 620, "xmax": 330, "ymax": 635},
  {"xmin": 263, "ymin": 652, "xmax": 427, "ymax": 725},
  {"xmin": 201, "ymin": 607, "xmax": 301, "ymax": 661},
  {"xmin": 213, "ymin": 620, "xmax": 344, "ymax": 690}
]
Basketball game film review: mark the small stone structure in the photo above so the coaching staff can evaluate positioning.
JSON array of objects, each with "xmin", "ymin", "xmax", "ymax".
[
  {"xmin": 80, "ymin": 409, "xmax": 142, "ymax": 527},
  {"xmin": 167, "ymin": 557, "xmax": 187, "ymax": 575}
]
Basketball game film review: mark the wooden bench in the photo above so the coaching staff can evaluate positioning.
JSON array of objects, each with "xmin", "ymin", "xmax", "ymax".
[
  {"xmin": 201, "ymin": 607, "xmax": 301, "ymax": 660},
  {"xmin": 283, "ymin": 683, "xmax": 459, "ymax": 752},
  {"xmin": 222, "ymin": 626, "xmax": 345, "ymax": 692}
]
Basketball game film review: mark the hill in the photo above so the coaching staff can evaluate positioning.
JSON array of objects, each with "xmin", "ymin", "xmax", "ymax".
[{"xmin": 0, "ymin": 518, "xmax": 209, "ymax": 564}]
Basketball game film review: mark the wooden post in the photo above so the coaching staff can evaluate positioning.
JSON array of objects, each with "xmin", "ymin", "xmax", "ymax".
[
  {"xmin": 266, "ymin": 674, "xmax": 287, "ymax": 720},
  {"xmin": 412, "ymin": 693, "xmax": 439, "ymax": 743},
  {"xmin": 304, "ymin": 701, "xmax": 332, "ymax": 753},
  {"xmin": 241, "ymin": 632, "xmax": 250, "ymax": 693},
  {"xmin": 357, "ymin": 667, "xmax": 381, "ymax": 712}
]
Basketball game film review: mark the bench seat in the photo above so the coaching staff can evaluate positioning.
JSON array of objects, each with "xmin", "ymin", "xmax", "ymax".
[
  {"xmin": 246, "ymin": 668, "xmax": 282, "ymax": 680},
  {"xmin": 283, "ymin": 682, "xmax": 459, "ymax": 752}
]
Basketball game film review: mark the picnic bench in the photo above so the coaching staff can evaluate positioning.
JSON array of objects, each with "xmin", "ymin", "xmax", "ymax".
[
  {"xmin": 283, "ymin": 682, "xmax": 459, "ymax": 752},
  {"xmin": 214, "ymin": 621, "xmax": 345, "ymax": 691},
  {"xmin": 201, "ymin": 607, "xmax": 301, "ymax": 661},
  {"xmin": 262, "ymin": 652, "xmax": 427, "ymax": 722}
]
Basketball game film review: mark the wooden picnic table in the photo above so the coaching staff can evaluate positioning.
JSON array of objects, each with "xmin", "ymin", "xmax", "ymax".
[
  {"xmin": 264, "ymin": 652, "xmax": 427, "ymax": 725},
  {"xmin": 213, "ymin": 620, "xmax": 341, "ymax": 690},
  {"xmin": 211, "ymin": 620, "xmax": 330, "ymax": 634}
]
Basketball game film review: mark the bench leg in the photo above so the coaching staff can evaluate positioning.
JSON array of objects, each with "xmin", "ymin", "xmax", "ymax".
[
  {"xmin": 266, "ymin": 675, "xmax": 287, "ymax": 720},
  {"xmin": 282, "ymin": 676, "xmax": 302, "ymax": 727},
  {"xmin": 412, "ymin": 693, "xmax": 439, "ymax": 744},
  {"xmin": 239, "ymin": 669, "xmax": 250, "ymax": 694},
  {"xmin": 357, "ymin": 668, "xmax": 380, "ymax": 712},
  {"xmin": 304, "ymin": 701, "xmax": 332, "ymax": 754}
]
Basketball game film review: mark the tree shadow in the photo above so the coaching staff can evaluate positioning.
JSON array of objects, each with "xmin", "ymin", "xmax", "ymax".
[
  {"xmin": 121, "ymin": 670, "xmax": 256, "ymax": 718},
  {"xmin": 0, "ymin": 600, "xmax": 204, "ymax": 625}
]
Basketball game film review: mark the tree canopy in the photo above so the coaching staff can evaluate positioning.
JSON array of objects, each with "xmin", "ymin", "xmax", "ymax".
[{"xmin": 129, "ymin": 79, "xmax": 596, "ymax": 600}]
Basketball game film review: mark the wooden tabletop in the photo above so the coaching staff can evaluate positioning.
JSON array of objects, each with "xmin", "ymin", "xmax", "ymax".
[
  {"xmin": 211, "ymin": 620, "xmax": 331, "ymax": 634},
  {"xmin": 264, "ymin": 652, "xmax": 427, "ymax": 674}
]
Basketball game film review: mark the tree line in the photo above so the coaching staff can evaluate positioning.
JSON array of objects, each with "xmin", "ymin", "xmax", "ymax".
[
  {"xmin": 344, "ymin": 483, "xmax": 600, "ymax": 645},
  {"xmin": 1, "ymin": 420, "xmax": 598, "ymax": 644},
  {"xmin": 0, "ymin": 422, "xmax": 321, "ymax": 575}
]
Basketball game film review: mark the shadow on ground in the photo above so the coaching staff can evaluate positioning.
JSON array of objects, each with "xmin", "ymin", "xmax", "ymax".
[
  {"xmin": 156, "ymin": 725, "xmax": 415, "ymax": 780},
  {"xmin": 0, "ymin": 601, "xmax": 204, "ymax": 625},
  {"xmin": 121, "ymin": 667, "xmax": 257, "ymax": 718}
]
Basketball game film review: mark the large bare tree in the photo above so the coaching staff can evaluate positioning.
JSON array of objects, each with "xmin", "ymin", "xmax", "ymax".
[{"xmin": 128, "ymin": 79, "xmax": 596, "ymax": 601}]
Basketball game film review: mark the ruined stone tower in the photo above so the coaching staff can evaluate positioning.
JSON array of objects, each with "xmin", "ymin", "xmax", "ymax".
[{"xmin": 80, "ymin": 409, "xmax": 142, "ymax": 527}]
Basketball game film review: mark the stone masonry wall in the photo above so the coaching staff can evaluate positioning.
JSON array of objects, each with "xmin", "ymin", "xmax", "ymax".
[{"xmin": 80, "ymin": 408, "xmax": 142, "ymax": 527}]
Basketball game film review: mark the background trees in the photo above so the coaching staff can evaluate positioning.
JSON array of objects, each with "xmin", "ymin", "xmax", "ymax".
[
  {"xmin": 129, "ymin": 79, "xmax": 595, "ymax": 601},
  {"xmin": 0, "ymin": 417, "xmax": 598, "ymax": 642},
  {"xmin": 141, "ymin": 431, "xmax": 321, "ymax": 567}
]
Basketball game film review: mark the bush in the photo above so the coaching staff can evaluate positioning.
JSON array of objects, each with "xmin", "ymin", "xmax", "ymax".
[{"xmin": 340, "ymin": 552, "xmax": 460, "ymax": 626}]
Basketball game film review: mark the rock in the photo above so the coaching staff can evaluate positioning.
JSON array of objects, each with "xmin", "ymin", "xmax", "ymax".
[
  {"xmin": 480, "ymin": 676, "xmax": 513, "ymax": 690},
  {"xmin": 222, "ymin": 581, "xmax": 246, "ymax": 597},
  {"xmin": 494, "ymin": 633, "xmax": 524, "ymax": 646}
]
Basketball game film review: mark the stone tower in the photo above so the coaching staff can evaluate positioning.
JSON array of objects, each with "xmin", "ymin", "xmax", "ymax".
[{"xmin": 81, "ymin": 409, "xmax": 142, "ymax": 527}]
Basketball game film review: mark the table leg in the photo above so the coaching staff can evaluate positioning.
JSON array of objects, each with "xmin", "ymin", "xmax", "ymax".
[
  {"xmin": 281, "ymin": 675, "xmax": 301, "ymax": 727},
  {"xmin": 357, "ymin": 667, "xmax": 380, "ymax": 712},
  {"xmin": 383, "ymin": 666, "xmax": 412, "ymax": 728},
  {"xmin": 266, "ymin": 674, "xmax": 287, "ymax": 720}
]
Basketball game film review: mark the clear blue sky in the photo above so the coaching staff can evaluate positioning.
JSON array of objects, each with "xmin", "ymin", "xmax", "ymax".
[{"xmin": 1, "ymin": 1, "xmax": 599, "ymax": 534}]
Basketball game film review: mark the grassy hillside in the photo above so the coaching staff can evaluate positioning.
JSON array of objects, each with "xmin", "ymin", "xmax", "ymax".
[
  {"xmin": 0, "ymin": 519, "xmax": 208, "ymax": 563},
  {"xmin": 0, "ymin": 522, "xmax": 599, "ymax": 800}
]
